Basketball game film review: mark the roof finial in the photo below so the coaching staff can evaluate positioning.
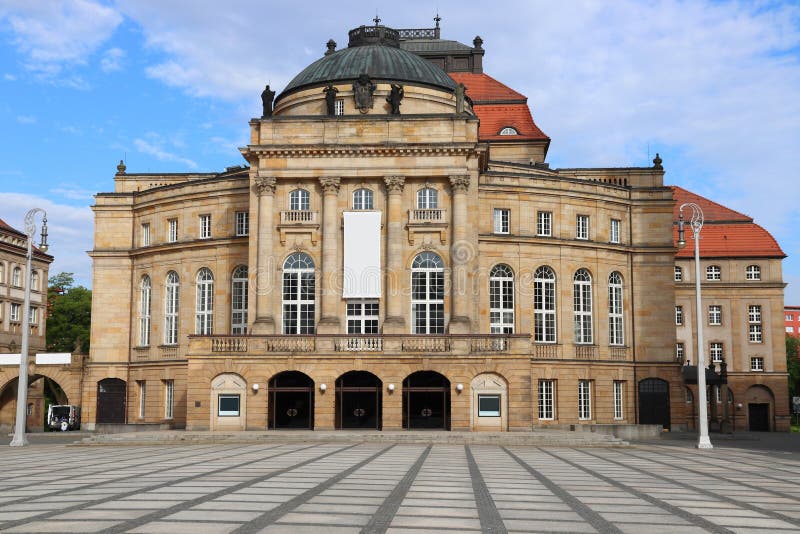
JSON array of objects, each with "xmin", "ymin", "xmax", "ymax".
[
  {"xmin": 116, "ymin": 159, "xmax": 126, "ymax": 175},
  {"xmin": 373, "ymin": 13, "xmax": 381, "ymax": 26},
  {"xmin": 653, "ymin": 152, "xmax": 663, "ymax": 170},
  {"xmin": 325, "ymin": 39, "xmax": 337, "ymax": 55},
  {"xmin": 434, "ymin": 12, "xmax": 441, "ymax": 28}
]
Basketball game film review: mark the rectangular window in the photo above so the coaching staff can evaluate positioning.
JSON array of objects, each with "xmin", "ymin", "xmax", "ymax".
[
  {"xmin": 746, "ymin": 265, "xmax": 761, "ymax": 280},
  {"xmin": 218, "ymin": 394, "xmax": 240, "ymax": 416},
  {"xmin": 334, "ymin": 99, "xmax": 344, "ymax": 116},
  {"xmin": 537, "ymin": 211, "xmax": 552, "ymax": 237},
  {"xmin": 708, "ymin": 305, "xmax": 722, "ymax": 326},
  {"xmin": 748, "ymin": 305, "xmax": 762, "ymax": 342},
  {"xmin": 787, "ymin": 314, "xmax": 794, "ymax": 321},
  {"xmin": 235, "ymin": 211, "xmax": 249, "ymax": 236},
  {"xmin": 613, "ymin": 381, "xmax": 624, "ymax": 420},
  {"xmin": 676, "ymin": 342, "xmax": 685, "ymax": 361},
  {"xmin": 710, "ymin": 342, "xmax": 723, "ymax": 363},
  {"xmin": 578, "ymin": 380, "xmax": 592, "ymax": 420},
  {"xmin": 750, "ymin": 357, "xmax": 764, "ymax": 371},
  {"xmin": 538, "ymin": 380, "xmax": 554, "ymax": 420},
  {"xmin": 10, "ymin": 303, "xmax": 20, "ymax": 322},
  {"xmin": 715, "ymin": 386, "xmax": 721, "ymax": 404},
  {"xmin": 674, "ymin": 266, "xmax": 682, "ymax": 282},
  {"xmin": 138, "ymin": 381, "xmax": 146, "ymax": 419},
  {"xmin": 164, "ymin": 380, "xmax": 174, "ymax": 419},
  {"xmin": 788, "ymin": 326, "xmax": 796, "ymax": 333},
  {"xmin": 199, "ymin": 214, "xmax": 211, "ymax": 239},
  {"xmin": 493, "ymin": 208, "xmax": 510, "ymax": 234},
  {"xmin": 141, "ymin": 223, "xmax": 151, "ymax": 247},
  {"xmin": 168, "ymin": 219, "xmax": 178, "ymax": 243},
  {"xmin": 346, "ymin": 300, "xmax": 379, "ymax": 334},
  {"xmin": 28, "ymin": 307, "xmax": 37, "ymax": 324},
  {"xmin": 477, "ymin": 394, "xmax": 501, "ymax": 417},
  {"xmin": 675, "ymin": 305, "xmax": 683, "ymax": 326},
  {"xmin": 706, "ymin": 265, "xmax": 721, "ymax": 280},
  {"xmin": 576, "ymin": 214, "xmax": 589, "ymax": 240},
  {"xmin": 610, "ymin": 218, "xmax": 620, "ymax": 244}
]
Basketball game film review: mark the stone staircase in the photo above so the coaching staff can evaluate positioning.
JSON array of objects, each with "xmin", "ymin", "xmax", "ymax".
[{"xmin": 77, "ymin": 429, "xmax": 629, "ymax": 447}]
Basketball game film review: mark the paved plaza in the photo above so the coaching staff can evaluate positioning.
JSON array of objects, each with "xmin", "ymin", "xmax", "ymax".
[{"xmin": 0, "ymin": 440, "xmax": 799, "ymax": 533}]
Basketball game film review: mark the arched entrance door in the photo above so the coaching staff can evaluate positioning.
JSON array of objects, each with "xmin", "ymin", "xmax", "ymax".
[
  {"xmin": 403, "ymin": 371, "xmax": 450, "ymax": 430},
  {"xmin": 97, "ymin": 378, "xmax": 126, "ymax": 424},
  {"xmin": 268, "ymin": 371, "xmax": 314, "ymax": 429},
  {"xmin": 335, "ymin": 371, "xmax": 382, "ymax": 430},
  {"xmin": 638, "ymin": 378, "xmax": 670, "ymax": 430},
  {"xmin": 0, "ymin": 375, "xmax": 70, "ymax": 432},
  {"xmin": 745, "ymin": 385, "xmax": 774, "ymax": 431}
]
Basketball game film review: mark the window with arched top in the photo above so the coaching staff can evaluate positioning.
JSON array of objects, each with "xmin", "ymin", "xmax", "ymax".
[
  {"xmin": 139, "ymin": 275, "xmax": 151, "ymax": 346},
  {"xmin": 489, "ymin": 264, "xmax": 514, "ymax": 333},
  {"xmin": 499, "ymin": 127, "xmax": 518, "ymax": 136},
  {"xmin": 289, "ymin": 189, "xmax": 310, "ymax": 211},
  {"xmin": 416, "ymin": 187, "xmax": 438, "ymax": 210},
  {"xmin": 353, "ymin": 188, "xmax": 374, "ymax": 210},
  {"xmin": 231, "ymin": 266, "xmax": 248, "ymax": 335},
  {"xmin": 12, "ymin": 267, "xmax": 21, "ymax": 287},
  {"xmin": 746, "ymin": 265, "xmax": 761, "ymax": 281},
  {"xmin": 164, "ymin": 271, "xmax": 180, "ymax": 345},
  {"xmin": 283, "ymin": 253, "xmax": 315, "ymax": 334},
  {"xmin": 534, "ymin": 266, "xmax": 556, "ymax": 343},
  {"xmin": 608, "ymin": 272, "xmax": 624, "ymax": 346},
  {"xmin": 573, "ymin": 269, "xmax": 593, "ymax": 344},
  {"xmin": 195, "ymin": 268, "xmax": 214, "ymax": 335},
  {"xmin": 31, "ymin": 271, "xmax": 39, "ymax": 291},
  {"xmin": 411, "ymin": 252, "xmax": 444, "ymax": 334}
]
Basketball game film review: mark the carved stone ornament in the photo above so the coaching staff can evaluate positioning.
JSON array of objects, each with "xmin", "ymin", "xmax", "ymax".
[
  {"xmin": 383, "ymin": 175, "xmax": 405, "ymax": 194},
  {"xmin": 253, "ymin": 175, "xmax": 277, "ymax": 196},
  {"xmin": 319, "ymin": 175, "xmax": 341, "ymax": 194},
  {"xmin": 449, "ymin": 174, "xmax": 470, "ymax": 193},
  {"xmin": 352, "ymin": 74, "xmax": 376, "ymax": 114}
]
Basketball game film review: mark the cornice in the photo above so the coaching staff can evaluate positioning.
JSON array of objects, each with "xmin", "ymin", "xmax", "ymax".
[{"xmin": 243, "ymin": 143, "xmax": 479, "ymax": 159}]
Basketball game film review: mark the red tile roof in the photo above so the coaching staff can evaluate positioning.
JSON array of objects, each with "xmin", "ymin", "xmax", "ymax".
[
  {"xmin": 448, "ymin": 72, "xmax": 549, "ymax": 142},
  {"xmin": 0, "ymin": 218, "xmax": 24, "ymax": 237},
  {"xmin": 671, "ymin": 187, "xmax": 784, "ymax": 258}
]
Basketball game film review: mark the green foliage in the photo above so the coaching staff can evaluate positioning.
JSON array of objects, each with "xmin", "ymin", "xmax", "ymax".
[
  {"xmin": 46, "ymin": 272, "xmax": 92, "ymax": 354},
  {"xmin": 787, "ymin": 334, "xmax": 800, "ymax": 398}
]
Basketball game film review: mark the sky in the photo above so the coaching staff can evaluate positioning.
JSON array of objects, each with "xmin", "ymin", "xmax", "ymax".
[{"xmin": 0, "ymin": 0, "xmax": 798, "ymax": 302}]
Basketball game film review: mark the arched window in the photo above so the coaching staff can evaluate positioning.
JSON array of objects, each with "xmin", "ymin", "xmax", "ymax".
[
  {"xmin": 573, "ymin": 269, "xmax": 593, "ymax": 344},
  {"xmin": 352, "ymin": 188, "xmax": 374, "ymax": 210},
  {"xmin": 283, "ymin": 253, "xmax": 315, "ymax": 334},
  {"xmin": 489, "ymin": 264, "xmax": 514, "ymax": 333},
  {"xmin": 289, "ymin": 189, "xmax": 310, "ymax": 211},
  {"xmin": 746, "ymin": 265, "xmax": 761, "ymax": 281},
  {"xmin": 534, "ymin": 266, "xmax": 556, "ymax": 343},
  {"xmin": 411, "ymin": 252, "xmax": 444, "ymax": 334},
  {"xmin": 231, "ymin": 266, "xmax": 248, "ymax": 335},
  {"xmin": 608, "ymin": 272, "xmax": 624, "ymax": 346},
  {"xmin": 164, "ymin": 271, "xmax": 180, "ymax": 345},
  {"xmin": 499, "ymin": 126, "xmax": 518, "ymax": 136},
  {"xmin": 195, "ymin": 268, "xmax": 214, "ymax": 335},
  {"xmin": 12, "ymin": 267, "xmax": 21, "ymax": 287},
  {"xmin": 706, "ymin": 265, "xmax": 721, "ymax": 281},
  {"xmin": 417, "ymin": 188, "xmax": 438, "ymax": 209},
  {"xmin": 139, "ymin": 275, "xmax": 151, "ymax": 346},
  {"xmin": 30, "ymin": 271, "xmax": 39, "ymax": 291}
]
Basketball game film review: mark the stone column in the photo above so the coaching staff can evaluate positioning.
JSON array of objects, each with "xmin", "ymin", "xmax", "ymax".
[
  {"xmin": 317, "ymin": 176, "xmax": 341, "ymax": 334},
  {"xmin": 449, "ymin": 174, "xmax": 472, "ymax": 334},
  {"xmin": 251, "ymin": 174, "xmax": 276, "ymax": 334},
  {"xmin": 383, "ymin": 175, "xmax": 405, "ymax": 334}
]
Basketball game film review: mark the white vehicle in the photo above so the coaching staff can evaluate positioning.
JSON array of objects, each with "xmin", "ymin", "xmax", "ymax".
[{"xmin": 47, "ymin": 405, "xmax": 80, "ymax": 431}]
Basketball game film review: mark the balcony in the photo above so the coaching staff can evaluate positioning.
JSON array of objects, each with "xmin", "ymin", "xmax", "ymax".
[
  {"xmin": 406, "ymin": 209, "xmax": 447, "ymax": 245},
  {"xmin": 278, "ymin": 210, "xmax": 319, "ymax": 245}
]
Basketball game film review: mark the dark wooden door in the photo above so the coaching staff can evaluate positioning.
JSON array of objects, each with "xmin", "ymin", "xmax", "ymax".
[
  {"xmin": 96, "ymin": 379, "xmax": 126, "ymax": 424},
  {"xmin": 638, "ymin": 378, "xmax": 670, "ymax": 430},
  {"xmin": 748, "ymin": 403, "xmax": 770, "ymax": 431}
]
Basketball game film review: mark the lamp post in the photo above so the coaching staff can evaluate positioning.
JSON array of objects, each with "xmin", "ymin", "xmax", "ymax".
[
  {"xmin": 9, "ymin": 209, "xmax": 48, "ymax": 447},
  {"xmin": 677, "ymin": 202, "xmax": 713, "ymax": 449}
]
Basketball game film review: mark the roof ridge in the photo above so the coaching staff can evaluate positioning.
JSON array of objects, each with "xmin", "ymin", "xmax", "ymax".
[{"xmin": 670, "ymin": 185, "xmax": 753, "ymax": 222}]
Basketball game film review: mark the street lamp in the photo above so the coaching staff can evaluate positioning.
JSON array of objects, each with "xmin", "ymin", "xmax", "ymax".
[
  {"xmin": 677, "ymin": 202, "xmax": 713, "ymax": 449},
  {"xmin": 9, "ymin": 209, "xmax": 49, "ymax": 447}
]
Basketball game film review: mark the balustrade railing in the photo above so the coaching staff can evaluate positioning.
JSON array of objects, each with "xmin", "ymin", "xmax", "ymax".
[
  {"xmin": 609, "ymin": 346, "xmax": 629, "ymax": 360},
  {"xmin": 264, "ymin": 336, "xmax": 315, "ymax": 353},
  {"xmin": 211, "ymin": 337, "xmax": 248, "ymax": 352},
  {"xmin": 574, "ymin": 345, "xmax": 598, "ymax": 360},
  {"xmin": 469, "ymin": 336, "xmax": 508, "ymax": 353},
  {"xmin": 408, "ymin": 208, "xmax": 446, "ymax": 223},
  {"xmin": 334, "ymin": 337, "xmax": 383, "ymax": 352},
  {"xmin": 280, "ymin": 210, "xmax": 318, "ymax": 224},
  {"xmin": 159, "ymin": 345, "xmax": 182, "ymax": 360},
  {"xmin": 132, "ymin": 346, "xmax": 151, "ymax": 361},
  {"xmin": 402, "ymin": 336, "xmax": 450, "ymax": 353},
  {"xmin": 533, "ymin": 343, "xmax": 560, "ymax": 359}
]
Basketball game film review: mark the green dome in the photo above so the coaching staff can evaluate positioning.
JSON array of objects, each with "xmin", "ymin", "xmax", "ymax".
[{"xmin": 277, "ymin": 28, "xmax": 456, "ymax": 102}]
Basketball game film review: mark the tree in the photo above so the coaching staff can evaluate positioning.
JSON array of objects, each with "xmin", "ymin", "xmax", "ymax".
[
  {"xmin": 787, "ymin": 334, "xmax": 800, "ymax": 399},
  {"xmin": 46, "ymin": 272, "xmax": 92, "ymax": 354}
]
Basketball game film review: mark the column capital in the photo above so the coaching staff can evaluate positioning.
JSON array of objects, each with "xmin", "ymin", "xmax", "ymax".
[
  {"xmin": 449, "ymin": 174, "xmax": 470, "ymax": 193},
  {"xmin": 383, "ymin": 175, "xmax": 406, "ymax": 194},
  {"xmin": 319, "ymin": 176, "xmax": 341, "ymax": 194},
  {"xmin": 253, "ymin": 175, "xmax": 276, "ymax": 196}
]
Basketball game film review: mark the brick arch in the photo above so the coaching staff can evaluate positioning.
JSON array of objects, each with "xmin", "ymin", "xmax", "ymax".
[{"xmin": 0, "ymin": 367, "xmax": 80, "ymax": 405}]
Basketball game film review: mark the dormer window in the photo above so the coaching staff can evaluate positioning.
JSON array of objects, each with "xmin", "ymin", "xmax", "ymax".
[{"xmin": 499, "ymin": 127, "xmax": 518, "ymax": 136}]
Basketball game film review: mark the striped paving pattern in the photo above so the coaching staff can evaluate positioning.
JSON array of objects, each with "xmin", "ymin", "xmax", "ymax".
[{"xmin": 0, "ymin": 442, "xmax": 799, "ymax": 533}]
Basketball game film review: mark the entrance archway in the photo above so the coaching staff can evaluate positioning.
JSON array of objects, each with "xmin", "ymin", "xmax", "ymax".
[
  {"xmin": 638, "ymin": 378, "xmax": 670, "ymax": 430},
  {"xmin": 402, "ymin": 371, "xmax": 450, "ymax": 430},
  {"xmin": 268, "ymin": 371, "xmax": 314, "ymax": 429},
  {"xmin": 335, "ymin": 371, "xmax": 382, "ymax": 430},
  {"xmin": 745, "ymin": 384, "xmax": 774, "ymax": 431},
  {"xmin": 97, "ymin": 378, "xmax": 126, "ymax": 424},
  {"xmin": 0, "ymin": 375, "xmax": 70, "ymax": 432}
]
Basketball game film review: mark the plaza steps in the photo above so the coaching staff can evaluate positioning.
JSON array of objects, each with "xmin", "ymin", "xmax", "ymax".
[{"xmin": 77, "ymin": 429, "xmax": 629, "ymax": 447}]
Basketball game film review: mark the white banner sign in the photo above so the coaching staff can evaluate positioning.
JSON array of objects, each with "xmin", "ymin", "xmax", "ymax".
[
  {"xmin": 343, "ymin": 211, "xmax": 382, "ymax": 298},
  {"xmin": 0, "ymin": 354, "xmax": 21, "ymax": 366},
  {"xmin": 36, "ymin": 353, "xmax": 72, "ymax": 365}
]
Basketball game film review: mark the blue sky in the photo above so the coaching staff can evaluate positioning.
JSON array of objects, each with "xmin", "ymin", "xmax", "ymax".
[{"xmin": 0, "ymin": 0, "xmax": 798, "ymax": 303}]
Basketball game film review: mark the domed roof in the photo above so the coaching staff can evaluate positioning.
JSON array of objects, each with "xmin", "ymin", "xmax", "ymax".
[{"xmin": 277, "ymin": 25, "xmax": 457, "ymax": 101}]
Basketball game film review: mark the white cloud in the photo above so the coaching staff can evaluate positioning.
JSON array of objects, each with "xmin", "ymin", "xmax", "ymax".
[
  {"xmin": 3, "ymin": 73, "xmax": 17, "ymax": 81},
  {"xmin": 16, "ymin": 114, "xmax": 36, "ymax": 124},
  {"xmin": 49, "ymin": 184, "xmax": 95, "ymax": 201},
  {"xmin": 134, "ymin": 136, "xmax": 198, "ymax": 169},
  {"xmin": 0, "ymin": 192, "xmax": 93, "ymax": 287},
  {"xmin": 99, "ymin": 47, "xmax": 125, "ymax": 72}
]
